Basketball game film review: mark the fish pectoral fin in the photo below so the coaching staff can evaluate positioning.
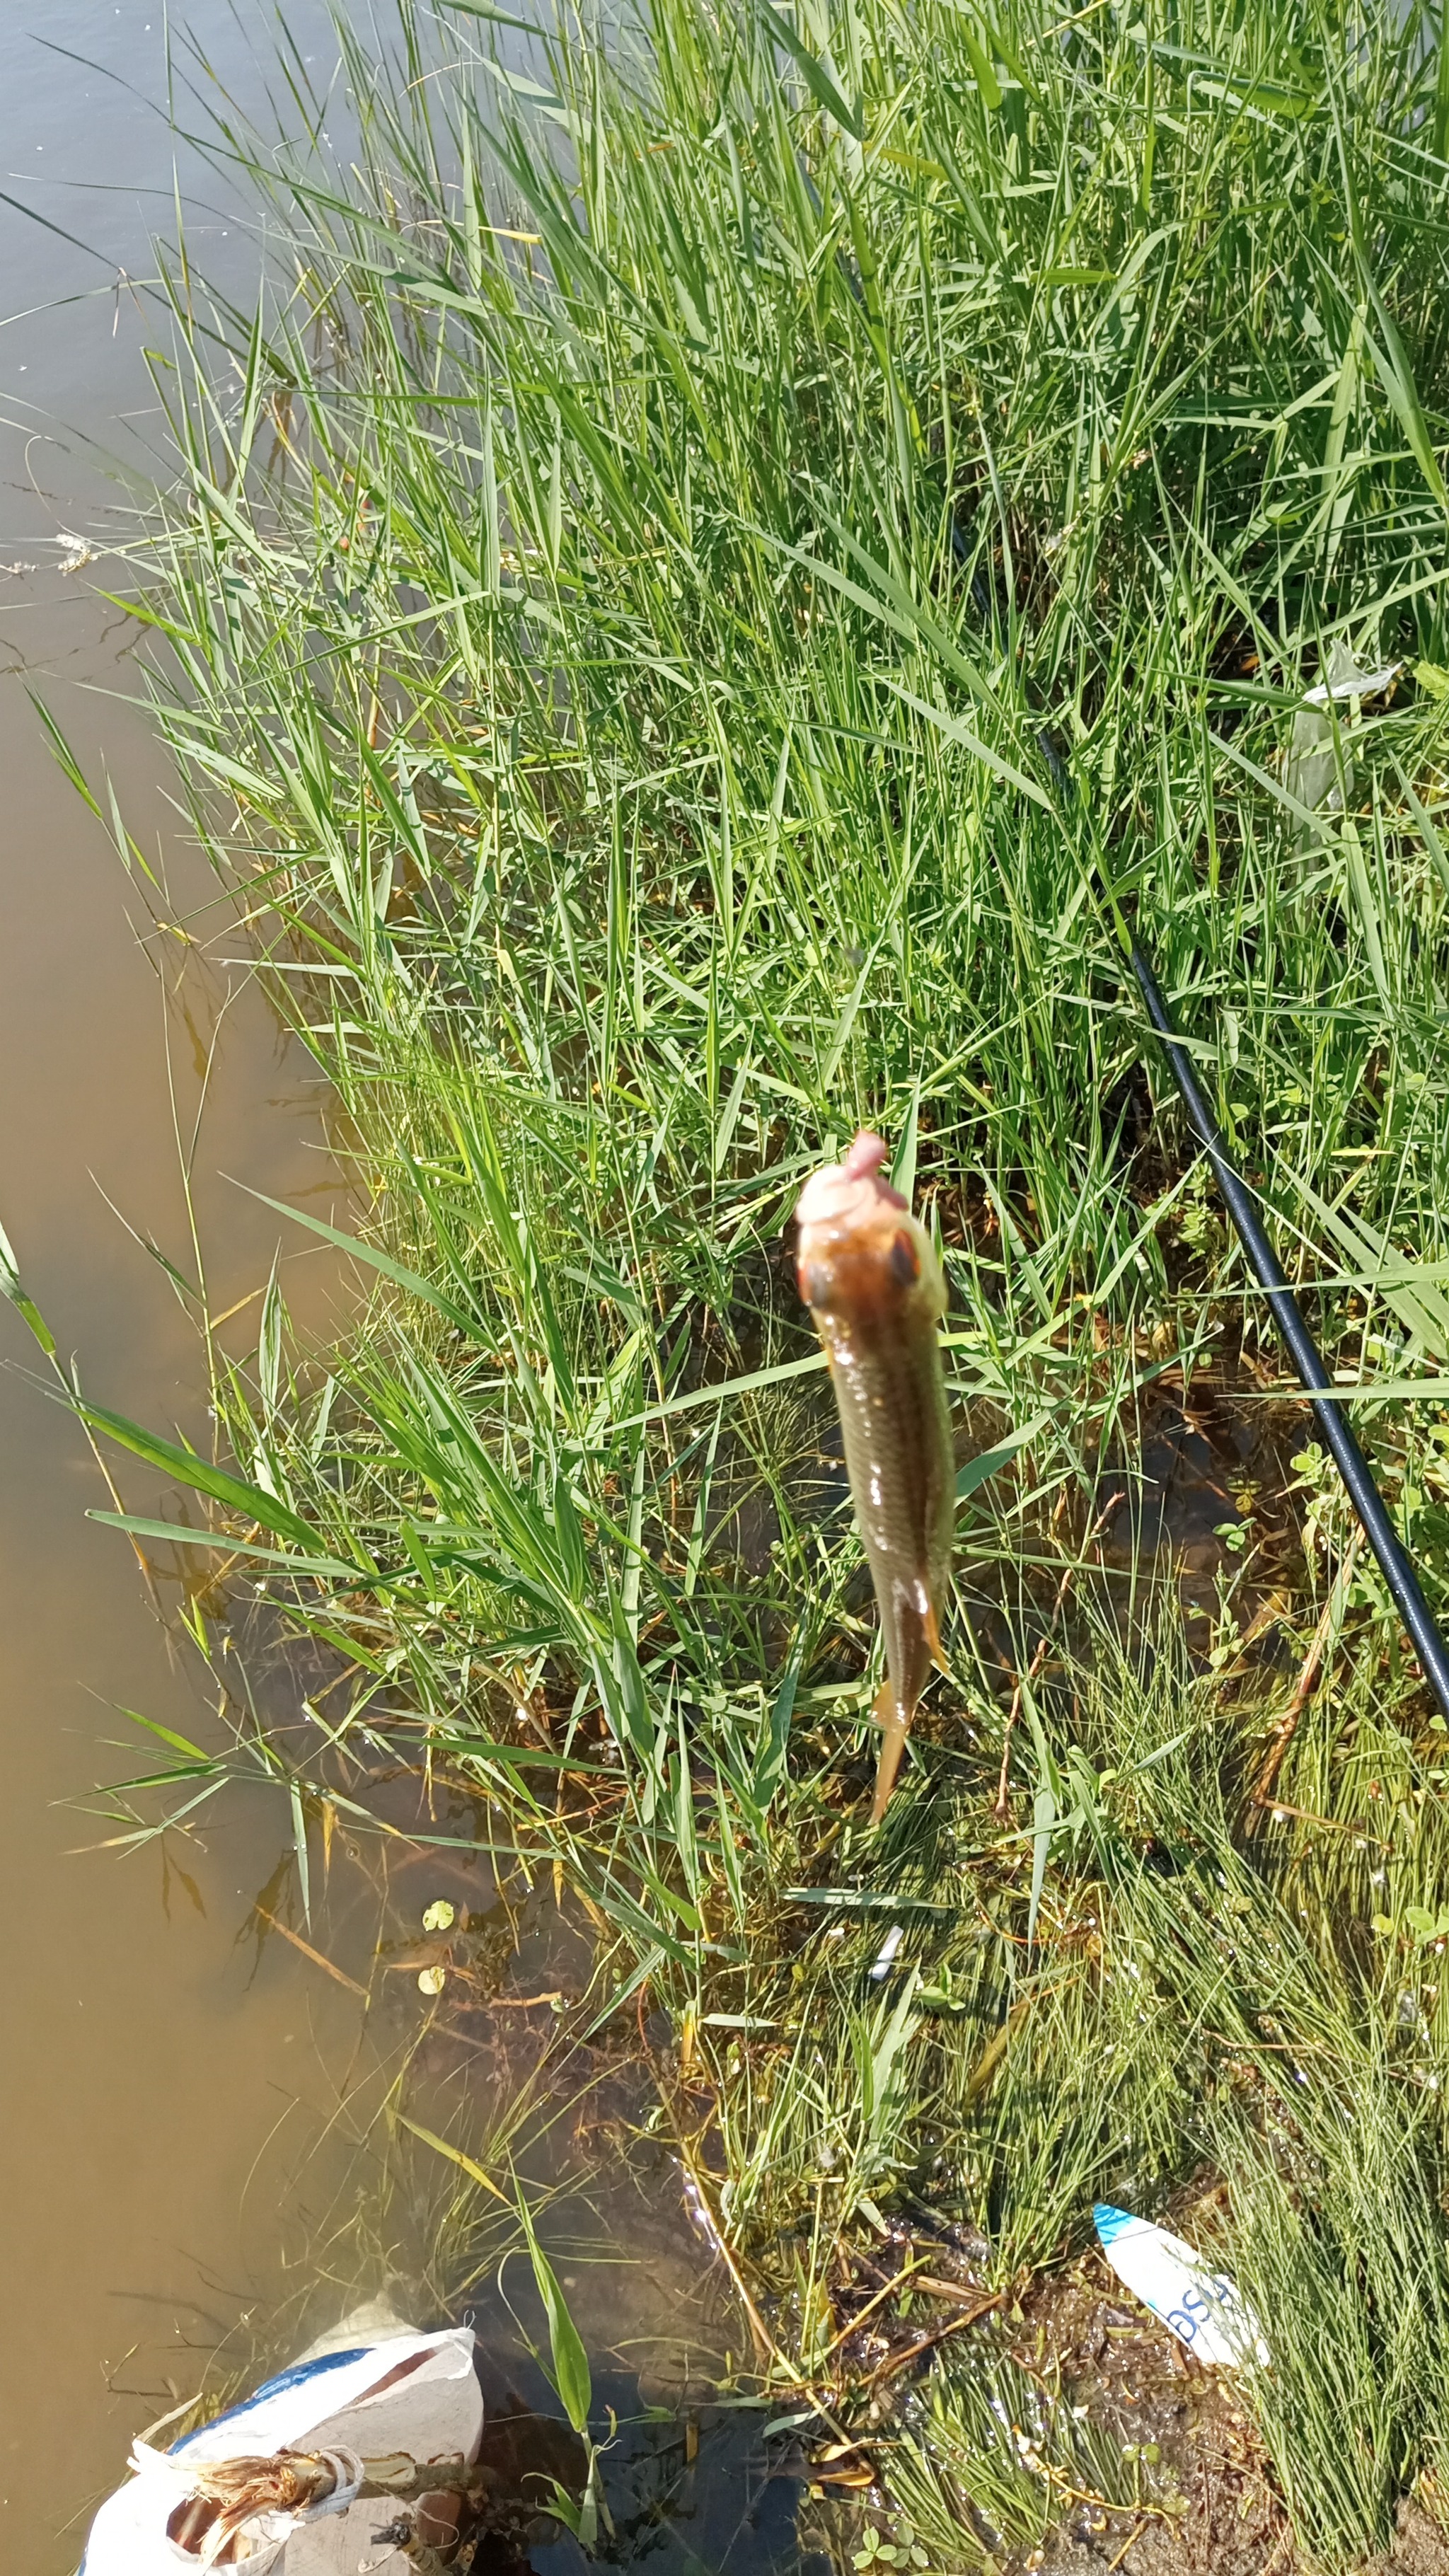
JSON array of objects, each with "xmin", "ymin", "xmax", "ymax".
[
  {"xmin": 870, "ymin": 1679, "xmax": 910, "ymax": 1825},
  {"xmin": 923, "ymin": 1595, "xmax": 949, "ymax": 1677}
]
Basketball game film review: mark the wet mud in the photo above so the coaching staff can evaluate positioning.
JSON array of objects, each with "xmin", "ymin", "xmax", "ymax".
[
  {"xmin": 1024, "ymin": 2263, "xmax": 1449, "ymax": 2576},
  {"xmin": 1092, "ymin": 1372, "xmax": 1307, "ymax": 1646}
]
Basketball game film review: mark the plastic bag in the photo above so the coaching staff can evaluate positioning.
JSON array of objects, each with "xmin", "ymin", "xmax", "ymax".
[
  {"xmin": 1094, "ymin": 2202, "xmax": 1269, "ymax": 2369},
  {"xmin": 81, "ymin": 2322, "xmax": 480, "ymax": 2572}
]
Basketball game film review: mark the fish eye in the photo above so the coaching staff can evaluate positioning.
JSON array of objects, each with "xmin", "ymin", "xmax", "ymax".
[{"xmin": 889, "ymin": 1230, "xmax": 920, "ymax": 1287}]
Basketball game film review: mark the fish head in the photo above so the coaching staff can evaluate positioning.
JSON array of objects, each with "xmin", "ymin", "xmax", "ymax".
[{"xmin": 795, "ymin": 1131, "xmax": 945, "ymax": 1325}]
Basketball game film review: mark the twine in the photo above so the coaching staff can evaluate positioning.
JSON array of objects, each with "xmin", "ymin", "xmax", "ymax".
[{"xmin": 294, "ymin": 2444, "xmax": 368, "ymax": 2520}]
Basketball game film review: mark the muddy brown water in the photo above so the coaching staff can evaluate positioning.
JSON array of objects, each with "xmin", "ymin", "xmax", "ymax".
[{"xmin": 0, "ymin": 11, "xmax": 370, "ymax": 2567}]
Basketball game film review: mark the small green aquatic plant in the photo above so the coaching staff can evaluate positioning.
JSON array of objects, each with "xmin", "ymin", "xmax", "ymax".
[
  {"xmin": 513, "ymin": 2184, "xmax": 614, "ymax": 2552},
  {"xmin": 887, "ymin": 2344, "xmax": 1147, "ymax": 2568},
  {"xmin": 40, "ymin": 0, "xmax": 1449, "ymax": 2558}
]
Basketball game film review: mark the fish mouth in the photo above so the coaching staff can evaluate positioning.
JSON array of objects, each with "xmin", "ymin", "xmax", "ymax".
[
  {"xmin": 795, "ymin": 1131, "xmax": 945, "ymax": 1323},
  {"xmin": 794, "ymin": 1129, "xmax": 907, "ymax": 1236}
]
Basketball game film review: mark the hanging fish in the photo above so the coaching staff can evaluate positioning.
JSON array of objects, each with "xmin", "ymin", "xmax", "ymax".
[{"xmin": 795, "ymin": 1131, "xmax": 954, "ymax": 1820}]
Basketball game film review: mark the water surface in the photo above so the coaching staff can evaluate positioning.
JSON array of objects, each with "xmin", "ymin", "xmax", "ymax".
[{"xmin": 0, "ymin": 12, "xmax": 366, "ymax": 2565}]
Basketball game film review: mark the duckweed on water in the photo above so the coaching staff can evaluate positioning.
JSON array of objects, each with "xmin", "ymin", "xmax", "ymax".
[{"xmin": 31, "ymin": 0, "xmax": 1449, "ymax": 2560}]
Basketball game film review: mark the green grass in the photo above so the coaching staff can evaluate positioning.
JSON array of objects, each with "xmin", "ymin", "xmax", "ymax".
[{"xmin": 34, "ymin": 0, "xmax": 1449, "ymax": 2558}]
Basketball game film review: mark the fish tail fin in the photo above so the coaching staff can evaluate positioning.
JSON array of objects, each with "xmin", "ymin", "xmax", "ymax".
[{"xmin": 870, "ymin": 1679, "xmax": 909, "ymax": 1824}]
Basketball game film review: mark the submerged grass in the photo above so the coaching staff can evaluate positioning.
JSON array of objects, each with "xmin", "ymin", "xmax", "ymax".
[{"xmin": 33, "ymin": 0, "xmax": 1449, "ymax": 2558}]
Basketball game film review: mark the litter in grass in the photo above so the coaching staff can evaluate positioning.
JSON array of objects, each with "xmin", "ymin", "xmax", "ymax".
[
  {"xmin": 1303, "ymin": 659, "xmax": 1402, "ymax": 705},
  {"xmin": 1094, "ymin": 2203, "xmax": 1270, "ymax": 2371},
  {"xmin": 1286, "ymin": 643, "xmax": 1404, "ymax": 822}
]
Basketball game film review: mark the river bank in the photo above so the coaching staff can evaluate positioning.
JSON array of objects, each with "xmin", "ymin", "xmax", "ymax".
[{"xmin": 59, "ymin": 0, "xmax": 1449, "ymax": 2565}]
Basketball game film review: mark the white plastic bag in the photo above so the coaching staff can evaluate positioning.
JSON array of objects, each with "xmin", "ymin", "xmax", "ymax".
[
  {"xmin": 81, "ymin": 2323, "xmax": 479, "ymax": 2573},
  {"xmin": 1094, "ymin": 2202, "xmax": 1269, "ymax": 2369}
]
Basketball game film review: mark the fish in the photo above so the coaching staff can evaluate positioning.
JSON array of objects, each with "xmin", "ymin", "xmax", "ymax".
[{"xmin": 795, "ymin": 1130, "xmax": 954, "ymax": 1820}]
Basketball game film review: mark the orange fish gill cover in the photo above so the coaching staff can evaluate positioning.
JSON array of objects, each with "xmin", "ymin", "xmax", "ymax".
[{"xmin": 795, "ymin": 1131, "xmax": 954, "ymax": 1822}]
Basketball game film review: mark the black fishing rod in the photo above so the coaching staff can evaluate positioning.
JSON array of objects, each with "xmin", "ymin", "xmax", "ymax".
[
  {"xmin": 1024, "ymin": 718, "xmax": 1449, "ymax": 1721},
  {"xmin": 1128, "ymin": 937, "xmax": 1449, "ymax": 1727}
]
